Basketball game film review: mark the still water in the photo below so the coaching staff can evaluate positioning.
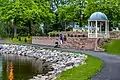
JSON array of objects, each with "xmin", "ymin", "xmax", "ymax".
[{"xmin": 0, "ymin": 54, "xmax": 49, "ymax": 80}]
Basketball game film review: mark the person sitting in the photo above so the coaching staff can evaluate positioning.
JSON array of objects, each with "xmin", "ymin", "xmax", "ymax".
[{"xmin": 54, "ymin": 42, "xmax": 59, "ymax": 48}]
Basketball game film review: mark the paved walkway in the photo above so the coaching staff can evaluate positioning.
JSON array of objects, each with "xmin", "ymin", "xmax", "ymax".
[{"xmin": 35, "ymin": 45, "xmax": 120, "ymax": 80}]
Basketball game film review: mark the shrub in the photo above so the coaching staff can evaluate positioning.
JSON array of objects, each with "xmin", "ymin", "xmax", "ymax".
[
  {"xmin": 56, "ymin": 34, "xmax": 59, "ymax": 37},
  {"xmin": 76, "ymin": 30, "xmax": 79, "ymax": 32},
  {"xmin": 70, "ymin": 29, "xmax": 73, "ymax": 31},
  {"xmin": 49, "ymin": 32, "xmax": 53, "ymax": 37},
  {"xmin": 17, "ymin": 36, "xmax": 19, "ymax": 39},
  {"xmin": 36, "ymin": 33, "xmax": 40, "ymax": 36},
  {"xmin": 46, "ymin": 33, "xmax": 49, "ymax": 37},
  {"xmin": 71, "ymin": 34, "xmax": 73, "ymax": 37},
  {"xmin": 24, "ymin": 38, "xmax": 27, "ymax": 42},
  {"xmin": 28, "ymin": 34, "xmax": 30, "ymax": 38},
  {"xmin": 50, "ymin": 32, "xmax": 56, "ymax": 37},
  {"xmin": 18, "ymin": 37, "xmax": 21, "ymax": 41},
  {"xmin": 52, "ymin": 33, "xmax": 55, "ymax": 37},
  {"xmin": 11, "ymin": 36, "xmax": 14, "ymax": 40},
  {"xmin": 68, "ymin": 34, "xmax": 70, "ymax": 37}
]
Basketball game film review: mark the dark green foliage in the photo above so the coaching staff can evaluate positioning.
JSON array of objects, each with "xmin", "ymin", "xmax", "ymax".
[
  {"xmin": 24, "ymin": 38, "xmax": 27, "ymax": 42},
  {"xmin": 11, "ymin": 36, "xmax": 14, "ymax": 40},
  {"xmin": 0, "ymin": 0, "xmax": 55, "ymax": 37},
  {"xmin": 56, "ymin": 34, "xmax": 59, "ymax": 37},
  {"xmin": 0, "ymin": 22, "xmax": 8, "ymax": 38},
  {"xmin": 17, "ymin": 36, "xmax": 19, "ymax": 39},
  {"xmin": 19, "ymin": 37, "xmax": 21, "ymax": 41},
  {"xmin": 0, "ymin": 0, "xmax": 120, "ymax": 37},
  {"xmin": 52, "ymin": 33, "xmax": 55, "ymax": 37},
  {"xmin": 28, "ymin": 34, "xmax": 30, "ymax": 38},
  {"xmin": 85, "ymin": 0, "xmax": 120, "ymax": 27}
]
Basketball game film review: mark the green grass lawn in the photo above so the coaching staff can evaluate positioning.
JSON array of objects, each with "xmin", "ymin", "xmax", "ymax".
[
  {"xmin": 4, "ymin": 36, "xmax": 32, "ymax": 44},
  {"xmin": 56, "ymin": 52, "xmax": 103, "ymax": 80},
  {"xmin": 103, "ymin": 39, "xmax": 120, "ymax": 55}
]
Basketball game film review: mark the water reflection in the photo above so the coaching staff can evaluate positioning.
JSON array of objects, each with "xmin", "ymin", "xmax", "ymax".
[
  {"xmin": 9, "ymin": 62, "xmax": 14, "ymax": 80},
  {"xmin": 0, "ymin": 54, "xmax": 49, "ymax": 80}
]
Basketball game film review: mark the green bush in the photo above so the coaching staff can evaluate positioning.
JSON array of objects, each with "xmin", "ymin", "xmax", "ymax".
[
  {"xmin": 11, "ymin": 36, "xmax": 14, "ymax": 40},
  {"xmin": 76, "ymin": 30, "xmax": 79, "ymax": 32},
  {"xmin": 17, "ymin": 36, "xmax": 19, "ymax": 39},
  {"xmin": 56, "ymin": 34, "xmax": 59, "ymax": 37},
  {"xmin": 52, "ymin": 33, "xmax": 55, "ymax": 37},
  {"xmin": 24, "ymin": 38, "xmax": 27, "ymax": 42},
  {"xmin": 18, "ymin": 37, "xmax": 21, "ymax": 41},
  {"xmin": 70, "ymin": 29, "xmax": 73, "ymax": 32},
  {"xmin": 49, "ymin": 32, "xmax": 56, "ymax": 37},
  {"xmin": 0, "ymin": 22, "xmax": 8, "ymax": 38},
  {"xmin": 28, "ymin": 34, "xmax": 30, "ymax": 38}
]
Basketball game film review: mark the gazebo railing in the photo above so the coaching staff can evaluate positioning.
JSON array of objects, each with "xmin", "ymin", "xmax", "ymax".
[{"xmin": 88, "ymin": 31, "xmax": 109, "ymax": 38}]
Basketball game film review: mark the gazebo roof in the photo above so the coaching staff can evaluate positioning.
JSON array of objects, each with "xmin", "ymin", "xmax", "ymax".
[{"xmin": 89, "ymin": 12, "xmax": 108, "ymax": 21}]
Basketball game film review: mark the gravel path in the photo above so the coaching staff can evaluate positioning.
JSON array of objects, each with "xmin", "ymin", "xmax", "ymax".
[{"xmin": 36, "ymin": 45, "xmax": 120, "ymax": 80}]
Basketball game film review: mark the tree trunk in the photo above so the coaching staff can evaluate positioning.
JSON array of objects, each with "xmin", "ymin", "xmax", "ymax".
[
  {"xmin": 65, "ymin": 21, "xmax": 66, "ymax": 31},
  {"xmin": 13, "ymin": 25, "xmax": 17, "ymax": 37},
  {"xmin": 28, "ymin": 20, "xmax": 32, "ymax": 36},
  {"xmin": 79, "ymin": 18, "xmax": 82, "ymax": 27},
  {"xmin": 13, "ymin": 18, "xmax": 17, "ymax": 37}
]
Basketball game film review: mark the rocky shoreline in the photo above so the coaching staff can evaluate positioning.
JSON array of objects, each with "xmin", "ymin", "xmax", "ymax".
[{"xmin": 0, "ymin": 44, "xmax": 87, "ymax": 80}]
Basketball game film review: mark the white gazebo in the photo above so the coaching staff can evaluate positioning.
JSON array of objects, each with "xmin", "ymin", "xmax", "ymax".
[{"xmin": 88, "ymin": 12, "xmax": 109, "ymax": 38}]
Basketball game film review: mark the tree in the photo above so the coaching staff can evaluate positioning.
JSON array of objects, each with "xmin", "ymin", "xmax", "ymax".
[
  {"xmin": 57, "ymin": 4, "xmax": 76, "ymax": 30},
  {"xmin": 0, "ymin": 21, "xmax": 8, "ymax": 38},
  {"xmin": 85, "ymin": 0, "xmax": 120, "ymax": 27},
  {"xmin": 0, "ymin": 0, "xmax": 55, "ymax": 36}
]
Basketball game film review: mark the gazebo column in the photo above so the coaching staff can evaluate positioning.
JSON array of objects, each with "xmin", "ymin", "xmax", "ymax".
[
  {"xmin": 90, "ymin": 21, "xmax": 92, "ymax": 34},
  {"xmin": 107, "ymin": 21, "xmax": 109, "ymax": 38},
  {"xmin": 100, "ymin": 22, "xmax": 102, "ymax": 36},
  {"xmin": 88, "ymin": 21, "xmax": 90, "ymax": 38},
  {"xmin": 105, "ymin": 21, "xmax": 107, "ymax": 38},
  {"xmin": 95, "ymin": 20, "xmax": 98, "ymax": 38}
]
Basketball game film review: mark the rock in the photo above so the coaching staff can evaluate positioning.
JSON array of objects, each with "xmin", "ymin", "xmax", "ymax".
[{"xmin": 0, "ymin": 44, "xmax": 87, "ymax": 80}]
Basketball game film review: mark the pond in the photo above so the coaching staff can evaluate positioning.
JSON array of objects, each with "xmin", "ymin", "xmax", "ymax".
[{"xmin": 0, "ymin": 54, "xmax": 50, "ymax": 80}]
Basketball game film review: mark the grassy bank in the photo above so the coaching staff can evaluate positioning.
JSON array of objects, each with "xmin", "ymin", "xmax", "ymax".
[
  {"xmin": 103, "ymin": 39, "xmax": 120, "ymax": 55},
  {"xmin": 57, "ymin": 52, "xmax": 103, "ymax": 80},
  {"xmin": 4, "ymin": 36, "xmax": 32, "ymax": 44}
]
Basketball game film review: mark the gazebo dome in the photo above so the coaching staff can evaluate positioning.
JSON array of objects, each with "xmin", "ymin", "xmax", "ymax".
[{"xmin": 89, "ymin": 12, "xmax": 108, "ymax": 20}]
